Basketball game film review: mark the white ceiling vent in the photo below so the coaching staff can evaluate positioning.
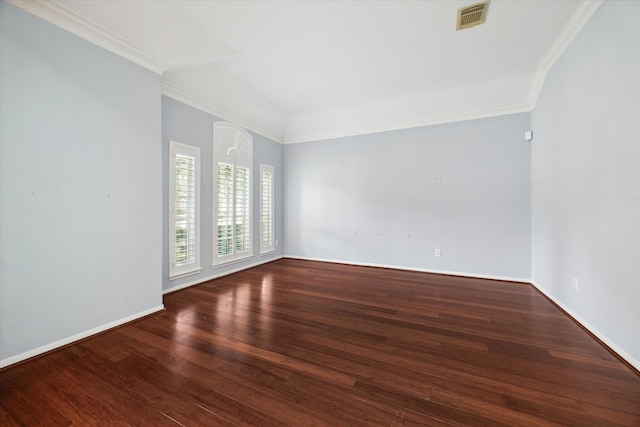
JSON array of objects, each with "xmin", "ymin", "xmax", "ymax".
[{"xmin": 456, "ymin": 2, "xmax": 489, "ymax": 31}]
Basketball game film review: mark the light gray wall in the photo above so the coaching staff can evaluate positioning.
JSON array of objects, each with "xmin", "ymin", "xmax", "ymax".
[
  {"xmin": 0, "ymin": 3, "xmax": 163, "ymax": 365},
  {"xmin": 531, "ymin": 1, "xmax": 640, "ymax": 367},
  {"xmin": 162, "ymin": 96, "xmax": 284, "ymax": 292},
  {"xmin": 284, "ymin": 113, "xmax": 532, "ymax": 280}
]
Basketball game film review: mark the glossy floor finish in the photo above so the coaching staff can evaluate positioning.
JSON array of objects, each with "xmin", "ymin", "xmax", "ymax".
[{"xmin": 1, "ymin": 259, "xmax": 639, "ymax": 426}]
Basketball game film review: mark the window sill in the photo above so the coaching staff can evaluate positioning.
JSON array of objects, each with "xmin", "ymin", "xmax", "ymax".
[
  {"xmin": 169, "ymin": 268, "xmax": 203, "ymax": 281},
  {"xmin": 212, "ymin": 254, "xmax": 254, "ymax": 269}
]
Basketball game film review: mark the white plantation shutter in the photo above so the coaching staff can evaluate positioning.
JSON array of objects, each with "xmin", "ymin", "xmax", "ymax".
[
  {"xmin": 169, "ymin": 141, "xmax": 201, "ymax": 279},
  {"xmin": 213, "ymin": 122, "xmax": 253, "ymax": 266},
  {"xmin": 235, "ymin": 166, "xmax": 251, "ymax": 254},
  {"xmin": 175, "ymin": 154, "xmax": 196, "ymax": 265},
  {"xmin": 259, "ymin": 164, "xmax": 275, "ymax": 254},
  {"xmin": 216, "ymin": 163, "xmax": 233, "ymax": 258}
]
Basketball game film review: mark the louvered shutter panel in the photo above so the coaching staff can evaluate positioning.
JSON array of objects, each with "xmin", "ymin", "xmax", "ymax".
[
  {"xmin": 260, "ymin": 165, "xmax": 274, "ymax": 254},
  {"xmin": 234, "ymin": 166, "xmax": 251, "ymax": 254},
  {"xmin": 174, "ymin": 154, "xmax": 196, "ymax": 266},
  {"xmin": 216, "ymin": 163, "xmax": 234, "ymax": 258}
]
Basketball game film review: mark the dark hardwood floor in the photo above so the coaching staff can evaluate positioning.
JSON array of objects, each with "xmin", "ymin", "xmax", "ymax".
[{"xmin": 1, "ymin": 258, "xmax": 639, "ymax": 426}]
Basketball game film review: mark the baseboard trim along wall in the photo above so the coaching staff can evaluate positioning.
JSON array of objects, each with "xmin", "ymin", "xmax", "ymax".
[
  {"xmin": 163, "ymin": 256, "xmax": 285, "ymax": 295},
  {"xmin": 287, "ymin": 255, "xmax": 639, "ymax": 373},
  {"xmin": 530, "ymin": 281, "xmax": 640, "ymax": 374},
  {"xmin": 284, "ymin": 255, "xmax": 529, "ymax": 284},
  {"xmin": 5, "ymin": 258, "xmax": 636, "ymax": 375},
  {"xmin": 0, "ymin": 305, "xmax": 165, "ymax": 370}
]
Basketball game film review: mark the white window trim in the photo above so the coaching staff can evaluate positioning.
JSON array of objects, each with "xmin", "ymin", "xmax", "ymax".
[
  {"xmin": 213, "ymin": 122, "xmax": 254, "ymax": 267},
  {"xmin": 259, "ymin": 164, "xmax": 275, "ymax": 255},
  {"xmin": 169, "ymin": 141, "xmax": 202, "ymax": 280}
]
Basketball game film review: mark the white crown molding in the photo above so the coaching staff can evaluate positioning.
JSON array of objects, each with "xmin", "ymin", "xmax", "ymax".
[
  {"xmin": 7, "ymin": 0, "xmax": 165, "ymax": 74},
  {"xmin": 284, "ymin": 0, "xmax": 604, "ymax": 145},
  {"xmin": 9, "ymin": 0, "xmax": 603, "ymax": 145},
  {"xmin": 162, "ymin": 82, "xmax": 285, "ymax": 144},
  {"xmin": 527, "ymin": 0, "xmax": 604, "ymax": 109},
  {"xmin": 283, "ymin": 100, "xmax": 531, "ymax": 144}
]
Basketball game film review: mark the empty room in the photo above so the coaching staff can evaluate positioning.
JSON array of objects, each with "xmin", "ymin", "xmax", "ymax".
[{"xmin": 1, "ymin": 0, "xmax": 639, "ymax": 425}]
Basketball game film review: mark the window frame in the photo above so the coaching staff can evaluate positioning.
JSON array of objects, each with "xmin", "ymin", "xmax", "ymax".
[
  {"xmin": 169, "ymin": 140, "xmax": 202, "ymax": 280},
  {"xmin": 213, "ymin": 122, "xmax": 254, "ymax": 267},
  {"xmin": 259, "ymin": 164, "xmax": 275, "ymax": 255}
]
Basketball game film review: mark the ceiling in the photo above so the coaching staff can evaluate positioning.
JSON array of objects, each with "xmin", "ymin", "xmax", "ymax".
[{"xmin": 14, "ymin": 0, "xmax": 602, "ymax": 143}]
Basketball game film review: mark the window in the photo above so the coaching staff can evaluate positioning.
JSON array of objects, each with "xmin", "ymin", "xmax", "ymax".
[
  {"xmin": 169, "ymin": 141, "xmax": 201, "ymax": 279},
  {"xmin": 213, "ymin": 122, "xmax": 253, "ymax": 266},
  {"xmin": 216, "ymin": 163, "xmax": 250, "ymax": 257},
  {"xmin": 259, "ymin": 164, "xmax": 275, "ymax": 254}
]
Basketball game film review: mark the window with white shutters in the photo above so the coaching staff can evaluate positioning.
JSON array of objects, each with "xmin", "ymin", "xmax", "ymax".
[
  {"xmin": 169, "ymin": 141, "xmax": 201, "ymax": 279},
  {"xmin": 259, "ymin": 164, "xmax": 275, "ymax": 254},
  {"xmin": 213, "ymin": 122, "xmax": 253, "ymax": 266}
]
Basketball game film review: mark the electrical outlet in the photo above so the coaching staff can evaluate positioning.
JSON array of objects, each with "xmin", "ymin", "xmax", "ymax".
[
  {"xmin": 525, "ymin": 130, "xmax": 533, "ymax": 141},
  {"xmin": 572, "ymin": 278, "xmax": 579, "ymax": 292},
  {"xmin": 435, "ymin": 249, "xmax": 442, "ymax": 257},
  {"xmin": 275, "ymin": 240, "xmax": 279, "ymax": 247}
]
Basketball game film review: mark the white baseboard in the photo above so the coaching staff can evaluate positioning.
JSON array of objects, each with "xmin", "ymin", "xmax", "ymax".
[
  {"xmin": 286, "ymin": 256, "xmax": 638, "ymax": 372},
  {"xmin": 531, "ymin": 281, "xmax": 640, "ymax": 373},
  {"xmin": 0, "ymin": 304, "xmax": 165, "ymax": 369},
  {"xmin": 163, "ymin": 255, "xmax": 285, "ymax": 294},
  {"xmin": 284, "ymin": 255, "xmax": 529, "ymax": 284}
]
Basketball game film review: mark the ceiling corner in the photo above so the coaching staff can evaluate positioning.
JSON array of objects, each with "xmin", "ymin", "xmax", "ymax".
[
  {"xmin": 527, "ymin": 0, "xmax": 604, "ymax": 109},
  {"xmin": 7, "ymin": 0, "xmax": 166, "ymax": 74}
]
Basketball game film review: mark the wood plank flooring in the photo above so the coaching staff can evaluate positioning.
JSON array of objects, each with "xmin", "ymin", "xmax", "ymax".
[{"xmin": 1, "ymin": 258, "xmax": 639, "ymax": 426}]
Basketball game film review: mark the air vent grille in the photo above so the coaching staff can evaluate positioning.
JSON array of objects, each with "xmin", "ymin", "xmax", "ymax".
[{"xmin": 457, "ymin": 2, "xmax": 489, "ymax": 31}]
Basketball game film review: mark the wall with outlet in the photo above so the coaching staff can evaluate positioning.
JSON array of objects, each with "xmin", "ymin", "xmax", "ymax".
[
  {"xmin": 531, "ymin": 0, "xmax": 640, "ymax": 368},
  {"xmin": 285, "ymin": 113, "xmax": 532, "ymax": 280}
]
